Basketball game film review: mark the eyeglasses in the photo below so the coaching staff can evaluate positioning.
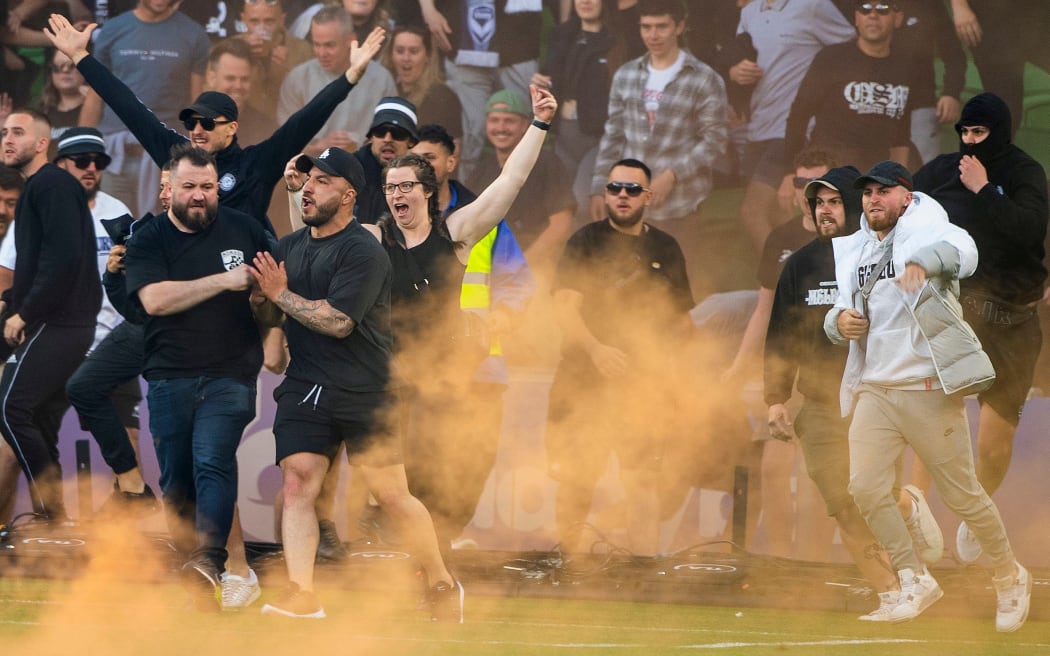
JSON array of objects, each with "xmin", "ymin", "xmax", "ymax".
[
  {"xmin": 244, "ymin": 0, "xmax": 279, "ymax": 4},
  {"xmin": 66, "ymin": 154, "xmax": 109, "ymax": 171},
  {"xmin": 182, "ymin": 117, "xmax": 233, "ymax": 131},
  {"xmin": 856, "ymin": 3, "xmax": 893, "ymax": 16},
  {"xmin": 793, "ymin": 176, "xmax": 815, "ymax": 190},
  {"xmin": 382, "ymin": 180, "xmax": 419, "ymax": 195},
  {"xmin": 369, "ymin": 126, "xmax": 412, "ymax": 142},
  {"xmin": 50, "ymin": 63, "xmax": 77, "ymax": 73},
  {"xmin": 605, "ymin": 182, "xmax": 648, "ymax": 197}
]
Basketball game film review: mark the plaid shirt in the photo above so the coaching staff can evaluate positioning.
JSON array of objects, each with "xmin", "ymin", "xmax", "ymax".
[{"xmin": 592, "ymin": 52, "xmax": 728, "ymax": 221}]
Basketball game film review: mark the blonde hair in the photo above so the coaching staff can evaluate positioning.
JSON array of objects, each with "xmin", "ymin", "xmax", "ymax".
[{"xmin": 380, "ymin": 25, "xmax": 443, "ymax": 108}]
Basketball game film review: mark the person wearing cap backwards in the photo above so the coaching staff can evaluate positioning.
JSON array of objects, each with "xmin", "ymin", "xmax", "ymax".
[
  {"xmin": 764, "ymin": 165, "xmax": 905, "ymax": 620},
  {"xmin": 913, "ymin": 92, "xmax": 1048, "ymax": 567},
  {"xmin": 122, "ymin": 143, "xmax": 278, "ymax": 610},
  {"xmin": 352, "ymin": 96, "xmax": 419, "ymax": 224},
  {"xmin": 824, "ymin": 160, "xmax": 1032, "ymax": 630},
  {"xmin": 43, "ymin": 13, "xmax": 387, "ymax": 233},
  {"xmin": 0, "ymin": 109, "xmax": 101, "ymax": 524},
  {"xmin": 250, "ymin": 146, "xmax": 459, "ymax": 621}
]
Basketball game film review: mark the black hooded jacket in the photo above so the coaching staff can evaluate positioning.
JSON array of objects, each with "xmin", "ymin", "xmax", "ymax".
[
  {"xmin": 913, "ymin": 92, "xmax": 1048, "ymax": 304},
  {"xmin": 764, "ymin": 166, "xmax": 863, "ymax": 406}
]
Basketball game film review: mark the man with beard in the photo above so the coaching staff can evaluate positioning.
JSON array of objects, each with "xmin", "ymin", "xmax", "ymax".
[
  {"xmin": 352, "ymin": 96, "xmax": 419, "ymax": 224},
  {"xmin": 545, "ymin": 158, "xmax": 692, "ymax": 556},
  {"xmin": 764, "ymin": 166, "xmax": 902, "ymax": 620},
  {"xmin": 250, "ymin": 148, "xmax": 461, "ymax": 620},
  {"xmin": 0, "ymin": 109, "xmax": 100, "ymax": 522},
  {"xmin": 123, "ymin": 143, "xmax": 276, "ymax": 609},
  {"xmin": 824, "ymin": 161, "xmax": 1030, "ymax": 630},
  {"xmin": 913, "ymin": 93, "xmax": 1048, "ymax": 565}
]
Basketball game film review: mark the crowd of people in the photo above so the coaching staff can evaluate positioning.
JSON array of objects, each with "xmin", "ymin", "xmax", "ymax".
[{"xmin": 0, "ymin": 0, "xmax": 1047, "ymax": 633}]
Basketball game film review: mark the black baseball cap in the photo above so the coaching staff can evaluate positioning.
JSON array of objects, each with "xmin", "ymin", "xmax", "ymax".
[
  {"xmin": 179, "ymin": 91, "xmax": 239, "ymax": 122},
  {"xmin": 295, "ymin": 147, "xmax": 366, "ymax": 192},
  {"xmin": 853, "ymin": 160, "xmax": 913, "ymax": 191}
]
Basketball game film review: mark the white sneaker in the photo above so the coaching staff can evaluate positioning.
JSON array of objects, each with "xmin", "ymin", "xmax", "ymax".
[
  {"xmin": 220, "ymin": 568, "xmax": 261, "ymax": 610},
  {"xmin": 993, "ymin": 563, "xmax": 1032, "ymax": 632},
  {"xmin": 858, "ymin": 590, "xmax": 900, "ymax": 621},
  {"xmin": 889, "ymin": 567, "xmax": 943, "ymax": 623},
  {"xmin": 956, "ymin": 521, "xmax": 983, "ymax": 564},
  {"xmin": 902, "ymin": 485, "xmax": 943, "ymax": 564}
]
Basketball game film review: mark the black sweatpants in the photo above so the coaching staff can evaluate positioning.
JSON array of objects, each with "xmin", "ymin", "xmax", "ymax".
[{"xmin": 0, "ymin": 322, "xmax": 93, "ymax": 517}]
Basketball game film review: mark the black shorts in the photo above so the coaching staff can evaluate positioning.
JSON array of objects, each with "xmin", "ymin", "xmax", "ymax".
[
  {"xmin": 76, "ymin": 377, "xmax": 142, "ymax": 431},
  {"xmin": 273, "ymin": 378, "xmax": 401, "ymax": 466},
  {"xmin": 967, "ymin": 308, "xmax": 1042, "ymax": 424}
]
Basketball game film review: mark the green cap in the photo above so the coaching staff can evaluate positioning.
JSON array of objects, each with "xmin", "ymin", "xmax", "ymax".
[{"xmin": 485, "ymin": 89, "xmax": 530, "ymax": 118}]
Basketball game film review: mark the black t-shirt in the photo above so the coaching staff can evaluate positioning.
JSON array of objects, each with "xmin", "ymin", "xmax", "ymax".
[
  {"xmin": 383, "ymin": 224, "xmax": 463, "ymax": 349},
  {"xmin": 553, "ymin": 219, "xmax": 693, "ymax": 375},
  {"xmin": 757, "ymin": 216, "xmax": 816, "ymax": 290},
  {"xmin": 466, "ymin": 148, "xmax": 576, "ymax": 251},
  {"xmin": 276, "ymin": 222, "xmax": 393, "ymax": 392},
  {"xmin": 125, "ymin": 207, "xmax": 274, "ymax": 382},
  {"xmin": 785, "ymin": 41, "xmax": 916, "ymax": 173}
]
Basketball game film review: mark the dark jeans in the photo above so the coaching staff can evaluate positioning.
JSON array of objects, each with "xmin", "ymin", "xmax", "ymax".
[
  {"xmin": 66, "ymin": 321, "xmax": 145, "ymax": 475},
  {"xmin": 147, "ymin": 376, "xmax": 256, "ymax": 569},
  {"xmin": 0, "ymin": 322, "xmax": 93, "ymax": 517}
]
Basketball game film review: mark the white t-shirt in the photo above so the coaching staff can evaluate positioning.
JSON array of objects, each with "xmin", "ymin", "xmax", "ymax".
[{"xmin": 644, "ymin": 51, "xmax": 685, "ymax": 130}]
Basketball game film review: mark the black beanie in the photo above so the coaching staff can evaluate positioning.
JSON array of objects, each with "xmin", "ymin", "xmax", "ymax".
[{"xmin": 955, "ymin": 92, "xmax": 1011, "ymax": 163}]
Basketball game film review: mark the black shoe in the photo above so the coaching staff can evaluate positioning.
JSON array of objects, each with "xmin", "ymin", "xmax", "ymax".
[
  {"xmin": 316, "ymin": 519, "xmax": 348, "ymax": 562},
  {"xmin": 260, "ymin": 583, "xmax": 326, "ymax": 619},
  {"xmin": 427, "ymin": 579, "xmax": 464, "ymax": 623},
  {"xmin": 99, "ymin": 482, "xmax": 160, "ymax": 519},
  {"xmin": 181, "ymin": 554, "xmax": 221, "ymax": 612}
]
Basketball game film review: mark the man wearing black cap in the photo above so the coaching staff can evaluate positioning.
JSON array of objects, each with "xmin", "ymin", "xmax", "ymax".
[
  {"xmin": 764, "ymin": 165, "xmax": 902, "ymax": 620},
  {"xmin": 824, "ymin": 160, "xmax": 1031, "ymax": 631},
  {"xmin": 45, "ymin": 13, "xmax": 387, "ymax": 233},
  {"xmin": 251, "ymin": 148, "xmax": 461, "ymax": 621},
  {"xmin": 123, "ymin": 143, "xmax": 277, "ymax": 609},
  {"xmin": 352, "ymin": 96, "xmax": 419, "ymax": 224},
  {"xmin": 0, "ymin": 109, "xmax": 100, "ymax": 522},
  {"xmin": 913, "ymin": 92, "xmax": 1048, "ymax": 566}
]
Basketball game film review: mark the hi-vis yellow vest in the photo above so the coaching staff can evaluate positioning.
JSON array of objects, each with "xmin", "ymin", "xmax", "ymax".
[{"xmin": 460, "ymin": 226, "xmax": 501, "ymax": 356}]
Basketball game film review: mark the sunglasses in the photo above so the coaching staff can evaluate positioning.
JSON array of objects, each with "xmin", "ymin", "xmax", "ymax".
[
  {"xmin": 182, "ymin": 117, "xmax": 233, "ymax": 131},
  {"xmin": 793, "ymin": 176, "xmax": 815, "ymax": 190},
  {"xmin": 605, "ymin": 182, "xmax": 648, "ymax": 197},
  {"xmin": 369, "ymin": 126, "xmax": 412, "ymax": 142},
  {"xmin": 66, "ymin": 154, "xmax": 109, "ymax": 171},
  {"xmin": 856, "ymin": 3, "xmax": 894, "ymax": 15},
  {"xmin": 50, "ymin": 63, "xmax": 77, "ymax": 73},
  {"xmin": 382, "ymin": 180, "xmax": 420, "ymax": 195},
  {"xmin": 244, "ymin": 0, "xmax": 279, "ymax": 4}
]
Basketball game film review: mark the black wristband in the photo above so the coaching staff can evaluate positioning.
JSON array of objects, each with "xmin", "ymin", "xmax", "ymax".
[{"xmin": 532, "ymin": 118, "xmax": 551, "ymax": 131}]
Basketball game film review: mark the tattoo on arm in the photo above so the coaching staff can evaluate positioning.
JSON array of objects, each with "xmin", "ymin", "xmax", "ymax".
[{"xmin": 276, "ymin": 289, "xmax": 355, "ymax": 338}]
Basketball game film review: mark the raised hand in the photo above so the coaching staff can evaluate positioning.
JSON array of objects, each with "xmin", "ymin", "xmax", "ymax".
[
  {"xmin": 530, "ymin": 84, "xmax": 557, "ymax": 125},
  {"xmin": 346, "ymin": 26, "xmax": 387, "ymax": 84},
  {"xmin": 44, "ymin": 13, "xmax": 95, "ymax": 63}
]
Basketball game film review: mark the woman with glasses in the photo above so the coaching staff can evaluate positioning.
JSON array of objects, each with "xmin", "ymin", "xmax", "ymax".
[
  {"xmin": 380, "ymin": 25, "xmax": 463, "ymax": 147},
  {"xmin": 35, "ymin": 48, "xmax": 88, "ymax": 139}
]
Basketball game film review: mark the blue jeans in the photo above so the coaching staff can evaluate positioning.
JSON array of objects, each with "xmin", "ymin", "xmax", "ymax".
[{"xmin": 147, "ymin": 377, "xmax": 256, "ymax": 568}]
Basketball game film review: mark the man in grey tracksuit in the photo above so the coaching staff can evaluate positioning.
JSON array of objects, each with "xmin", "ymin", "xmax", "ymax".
[{"xmin": 824, "ymin": 160, "xmax": 1031, "ymax": 632}]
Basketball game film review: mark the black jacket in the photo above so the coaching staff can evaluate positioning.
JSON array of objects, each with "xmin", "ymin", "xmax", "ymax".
[
  {"xmin": 78, "ymin": 54, "xmax": 360, "ymax": 234},
  {"xmin": 541, "ymin": 20, "xmax": 615, "ymax": 137}
]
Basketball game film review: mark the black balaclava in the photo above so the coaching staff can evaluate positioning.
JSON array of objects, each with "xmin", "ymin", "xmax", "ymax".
[
  {"xmin": 806, "ymin": 165, "xmax": 863, "ymax": 239},
  {"xmin": 955, "ymin": 92, "xmax": 1012, "ymax": 164}
]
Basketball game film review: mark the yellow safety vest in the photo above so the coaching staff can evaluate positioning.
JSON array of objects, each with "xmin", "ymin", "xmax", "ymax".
[{"xmin": 460, "ymin": 226, "xmax": 501, "ymax": 356}]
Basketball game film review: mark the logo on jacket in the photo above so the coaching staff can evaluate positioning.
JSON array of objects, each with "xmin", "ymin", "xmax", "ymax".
[
  {"xmin": 219, "ymin": 172, "xmax": 236, "ymax": 192},
  {"xmin": 222, "ymin": 249, "xmax": 245, "ymax": 270}
]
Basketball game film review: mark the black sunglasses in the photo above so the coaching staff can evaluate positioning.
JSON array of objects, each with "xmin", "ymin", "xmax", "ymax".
[
  {"xmin": 67, "ymin": 154, "xmax": 109, "ymax": 171},
  {"xmin": 856, "ymin": 3, "xmax": 893, "ymax": 15},
  {"xmin": 182, "ymin": 117, "xmax": 233, "ymax": 131},
  {"xmin": 369, "ymin": 126, "xmax": 412, "ymax": 142},
  {"xmin": 605, "ymin": 182, "xmax": 648, "ymax": 197}
]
